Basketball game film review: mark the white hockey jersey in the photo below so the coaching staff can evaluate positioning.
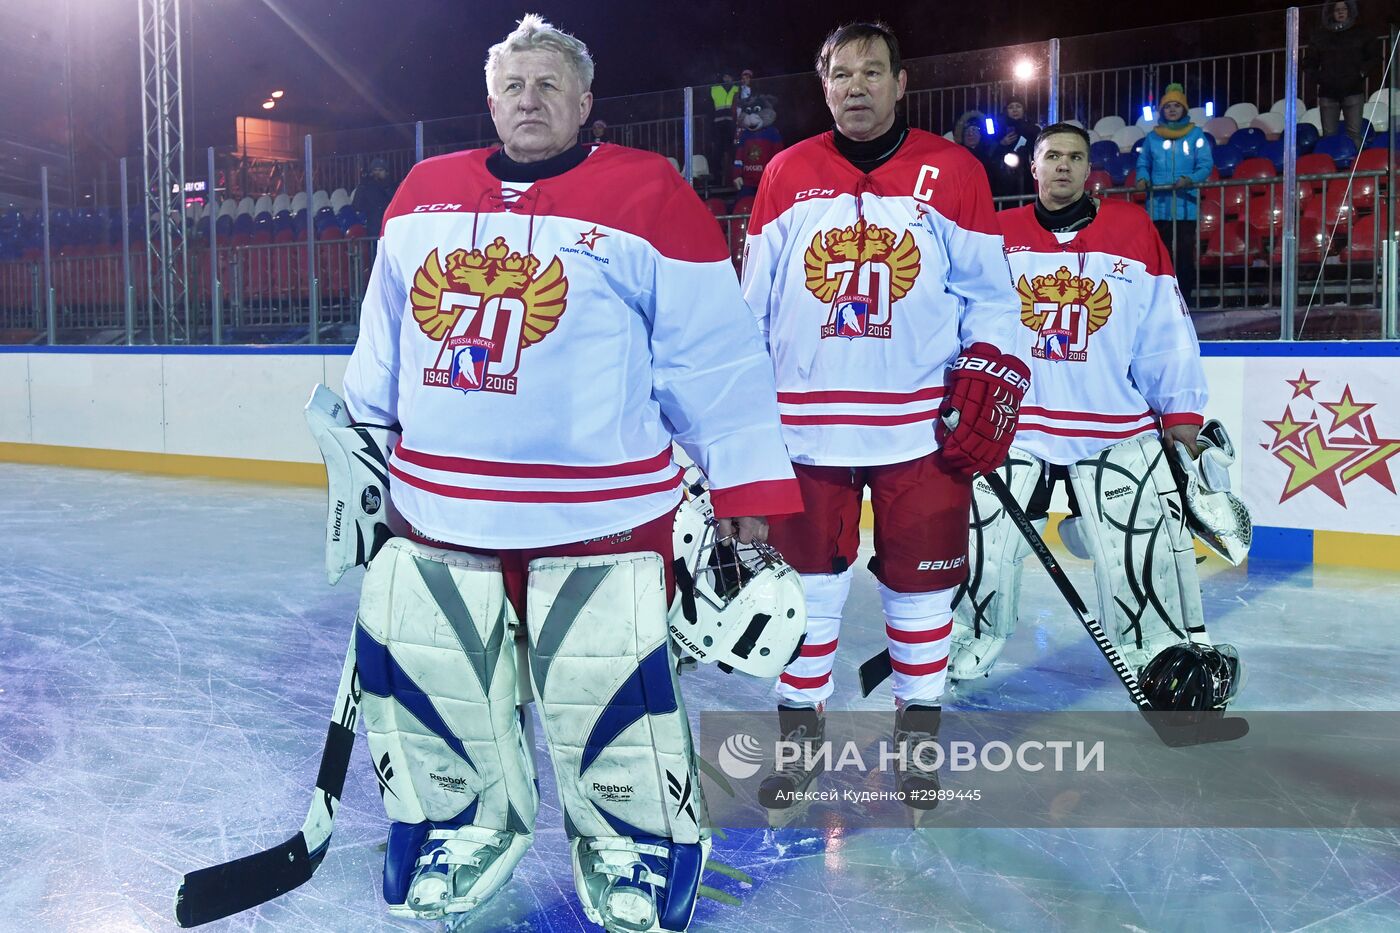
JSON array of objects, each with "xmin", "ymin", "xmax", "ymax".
[
  {"xmin": 740, "ymin": 128, "xmax": 1017, "ymax": 467},
  {"xmin": 998, "ymin": 199, "xmax": 1207, "ymax": 466},
  {"xmin": 343, "ymin": 144, "xmax": 801, "ymax": 549}
]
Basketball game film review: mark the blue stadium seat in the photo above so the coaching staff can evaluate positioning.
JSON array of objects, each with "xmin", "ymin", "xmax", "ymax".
[
  {"xmin": 1102, "ymin": 151, "xmax": 1130, "ymax": 185},
  {"xmin": 1090, "ymin": 140, "xmax": 1119, "ymax": 168},
  {"xmin": 1294, "ymin": 123, "xmax": 1320, "ymax": 153},
  {"xmin": 1211, "ymin": 142, "xmax": 1243, "ymax": 177},
  {"xmin": 232, "ymin": 213, "xmax": 255, "ymax": 235},
  {"xmin": 1364, "ymin": 130, "xmax": 1391, "ymax": 149},
  {"xmin": 1229, "ymin": 127, "xmax": 1266, "ymax": 156},
  {"xmin": 215, "ymin": 214, "xmax": 234, "ymax": 238},
  {"xmin": 1314, "ymin": 133, "xmax": 1359, "ymax": 168},
  {"xmin": 1259, "ymin": 138, "xmax": 1287, "ymax": 171}
]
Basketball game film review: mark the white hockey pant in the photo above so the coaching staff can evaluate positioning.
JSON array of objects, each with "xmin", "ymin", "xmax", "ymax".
[
  {"xmin": 355, "ymin": 538, "xmax": 538, "ymax": 919},
  {"xmin": 1067, "ymin": 435, "xmax": 1208, "ymax": 673},
  {"xmin": 949, "ymin": 450, "xmax": 1045, "ymax": 682},
  {"xmin": 526, "ymin": 552, "xmax": 710, "ymax": 933}
]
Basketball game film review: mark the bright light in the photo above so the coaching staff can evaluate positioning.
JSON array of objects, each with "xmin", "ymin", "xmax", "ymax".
[
  {"xmin": 1003, "ymin": 153, "xmax": 1020, "ymax": 167},
  {"xmin": 261, "ymin": 99, "xmax": 276, "ymax": 110},
  {"xmin": 985, "ymin": 117, "xmax": 996, "ymax": 135},
  {"xmin": 1205, "ymin": 101, "xmax": 1215, "ymax": 117},
  {"xmin": 1142, "ymin": 105, "xmax": 1154, "ymax": 122},
  {"xmin": 270, "ymin": 90, "xmax": 285, "ymax": 99},
  {"xmin": 1013, "ymin": 59, "xmax": 1035, "ymax": 80}
]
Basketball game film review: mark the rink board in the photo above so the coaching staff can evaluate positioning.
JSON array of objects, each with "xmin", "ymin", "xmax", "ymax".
[{"xmin": 1, "ymin": 342, "xmax": 1397, "ymax": 568}]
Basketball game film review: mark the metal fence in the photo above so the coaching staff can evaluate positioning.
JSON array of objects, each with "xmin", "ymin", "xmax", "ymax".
[{"xmin": 4, "ymin": 4, "xmax": 1398, "ymax": 345}]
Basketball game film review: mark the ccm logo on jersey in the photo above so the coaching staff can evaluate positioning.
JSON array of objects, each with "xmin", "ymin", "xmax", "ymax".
[
  {"xmin": 917, "ymin": 556, "xmax": 966, "ymax": 571},
  {"xmin": 412, "ymin": 203, "xmax": 463, "ymax": 212},
  {"xmin": 951, "ymin": 355, "xmax": 1032, "ymax": 393},
  {"xmin": 796, "ymin": 188, "xmax": 836, "ymax": 200}
]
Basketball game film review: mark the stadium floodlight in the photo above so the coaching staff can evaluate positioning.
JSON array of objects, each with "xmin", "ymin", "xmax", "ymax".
[
  {"xmin": 262, "ymin": 99, "xmax": 276, "ymax": 110},
  {"xmin": 985, "ymin": 117, "xmax": 995, "ymax": 135},
  {"xmin": 1013, "ymin": 59, "xmax": 1035, "ymax": 81},
  {"xmin": 271, "ymin": 90, "xmax": 285, "ymax": 99},
  {"xmin": 1205, "ymin": 101, "xmax": 1215, "ymax": 117},
  {"xmin": 1142, "ymin": 104, "xmax": 1154, "ymax": 122}
]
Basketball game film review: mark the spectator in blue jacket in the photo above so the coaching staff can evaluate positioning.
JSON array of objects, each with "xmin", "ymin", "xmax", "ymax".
[{"xmin": 1135, "ymin": 83, "xmax": 1212, "ymax": 306}]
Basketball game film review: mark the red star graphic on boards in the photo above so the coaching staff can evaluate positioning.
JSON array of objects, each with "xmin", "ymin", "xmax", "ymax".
[
  {"xmin": 1111, "ymin": 259, "xmax": 1128, "ymax": 274},
  {"xmin": 1287, "ymin": 370, "xmax": 1317, "ymax": 399},
  {"xmin": 1321, "ymin": 385, "xmax": 1375, "ymax": 432},
  {"xmin": 576, "ymin": 226, "xmax": 608, "ymax": 250}
]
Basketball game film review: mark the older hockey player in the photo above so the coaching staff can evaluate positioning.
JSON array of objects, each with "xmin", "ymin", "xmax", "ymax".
[
  {"xmin": 948, "ymin": 122, "xmax": 1245, "ymax": 704},
  {"xmin": 334, "ymin": 14, "xmax": 801, "ymax": 932},
  {"xmin": 740, "ymin": 21, "xmax": 1027, "ymax": 807}
]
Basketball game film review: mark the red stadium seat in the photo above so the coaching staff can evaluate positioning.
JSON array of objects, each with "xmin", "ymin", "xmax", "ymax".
[
  {"xmin": 1201, "ymin": 221, "xmax": 1253, "ymax": 267},
  {"xmin": 1351, "ymin": 149, "xmax": 1392, "ymax": 211},
  {"xmin": 732, "ymin": 195, "xmax": 755, "ymax": 216},
  {"xmin": 1085, "ymin": 170, "xmax": 1114, "ymax": 195},
  {"xmin": 1341, "ymin": 213, "xmax": 1379, "ymax": 263}
]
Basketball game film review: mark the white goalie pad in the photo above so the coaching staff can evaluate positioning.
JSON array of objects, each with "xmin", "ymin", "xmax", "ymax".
[
  {"xmin": 525, "ymin": 552, "xmax": 708, "ymax": 845},
  {"xmin": 1068, "ymin": 435, "xmax": 1208, "ymax": 674},
  {"xmin": 671, "ymin": 494, "xmax": 808, "ymax": 679},
  {"xmin": 1168, "ymin": 419, "xmax": 1252, "ymax": 566},
  {"xmin": 304, "ymin": 383, "xmax": 402, "ymax": 585},
  {"xmin": 949, "ymin": 449, "xmax": 1044, "ymax": 682},
  {"xmin": 355, "ymin": 538, "xmax": 538, "ymax": 919}
]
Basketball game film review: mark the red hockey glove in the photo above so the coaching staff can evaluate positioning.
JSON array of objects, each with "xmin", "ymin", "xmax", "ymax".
[{"xmin": 938, "ymin": 342, "xmax": 1031, "ymax": 475}]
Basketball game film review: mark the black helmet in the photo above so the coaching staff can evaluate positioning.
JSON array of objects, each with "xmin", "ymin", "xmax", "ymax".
[{"xmin": 1139, "ymin": 642, "xmax": 1244, "ymax": 711}]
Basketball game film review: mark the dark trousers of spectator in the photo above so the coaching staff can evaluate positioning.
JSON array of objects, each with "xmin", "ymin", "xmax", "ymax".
[
  {"xmin": 1154, "ymin": 219, "xmax": 1198, "ymax": 309},
  {"xmin": 1320, "ymin": 94, "xmax": 1365, "ymax": 147},
  {"xmin": 709, "ymin": 116, "xmax": 735, "ymax": 189}
]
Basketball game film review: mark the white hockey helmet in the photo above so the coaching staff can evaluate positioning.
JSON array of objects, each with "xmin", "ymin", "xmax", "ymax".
[{"xmin": 669, "ymin": 493, "xmax": 807, "ymax": 679}]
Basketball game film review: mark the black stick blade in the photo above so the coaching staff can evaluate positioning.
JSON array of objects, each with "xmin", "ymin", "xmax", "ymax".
[
  {"xmin": 859, "ymin": 649, "xmax": 893, "ymax": 697},
  {"xmin": 174, "ymin": 832, "xmax": 315, "ymax": 927}
]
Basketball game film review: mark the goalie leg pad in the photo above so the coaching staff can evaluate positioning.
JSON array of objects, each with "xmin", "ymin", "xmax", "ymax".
[
  {"xmin": 304, "ymin": 384, "xmax": 402, "ymax": 585},
  {"xmin": 1067, "ymin": 435, "xmax": 1208, "ymax": 674},
  {"xmin": 949, "ymin": 450, "xmax": 1043, "ymax": 682},
  {"xmin": 525, "ymin": 552, "xmax": 710, "ymax": 932},
  {"xmin": 355, "ymin": 538, "xmax": 538, "ymax": 919}
]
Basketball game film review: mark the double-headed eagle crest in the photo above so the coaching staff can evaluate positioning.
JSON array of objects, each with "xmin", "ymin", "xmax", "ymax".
[
  {"xmin": 1016, "ymin": 265, "xmax": 1112, "ymax": 334},
  {"xmin": 802, "ymin": 218, "xmax": 920, "ymax": 303},
  {"xmin": 409, "ymin": 236, "xmax": 567, "ymax": 345}
]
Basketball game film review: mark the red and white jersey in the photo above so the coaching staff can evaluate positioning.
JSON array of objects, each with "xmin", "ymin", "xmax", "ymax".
[
  {"xmin": 343, "ymin": 144, "xmax": 801, "ymax": 549},
  {"xmin": 741, "ymin": 128, "xmax": 1017, "ymax": 467},
  {"xmin": 998, "ymin": 199, "xmax": 1206, "ymax": 466}
]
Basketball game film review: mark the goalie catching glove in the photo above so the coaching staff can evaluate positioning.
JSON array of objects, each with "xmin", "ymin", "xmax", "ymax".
[
  {"xmin": 938, "ymin": 343, "xmax": 1031, "ymax": 476},
  {"xmin": 1167, "ymin": 419, "xmax": 1252, "ymax": 566},
  {"xmin": 304, "ymin": 384, "xmax": 402, "ymax": 585}
]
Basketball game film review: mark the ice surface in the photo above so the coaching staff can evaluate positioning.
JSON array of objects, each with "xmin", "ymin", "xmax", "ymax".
[{"xmin": 2, "ymin": 464, "xmax": 1397, "ymax": 932}]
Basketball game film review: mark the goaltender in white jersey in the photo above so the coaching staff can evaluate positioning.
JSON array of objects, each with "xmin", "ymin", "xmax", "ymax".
[{"xmin": 948, "ymin": 121, "xmax": 1247, "ymax": 693}]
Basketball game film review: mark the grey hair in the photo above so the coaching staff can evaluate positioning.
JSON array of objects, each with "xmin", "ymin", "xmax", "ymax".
[{"xmin": 484, "ymin": 14, "xmax": 595, "ymax": 93}]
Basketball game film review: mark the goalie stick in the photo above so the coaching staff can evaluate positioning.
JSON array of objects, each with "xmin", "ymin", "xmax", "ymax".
[
  {"xmin": 858, "ymin": 469, "xmax": 1246, "ymax": 745},
  {"xmin": 174, "ymin": 628, "xmax": 362, "ymax": 927}
]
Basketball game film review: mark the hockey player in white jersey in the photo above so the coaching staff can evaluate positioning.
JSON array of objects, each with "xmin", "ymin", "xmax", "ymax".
[
  {"xmin": 740, "ymin": 22, "xmax": 1028, "ymax": 809},
  {"xmin": 947, "ymin": 123, "xmax": 1246, "ymax": 706},
  {"xmin": 324, "ymin": 15, "xmax": 803, "ymax": 932}
]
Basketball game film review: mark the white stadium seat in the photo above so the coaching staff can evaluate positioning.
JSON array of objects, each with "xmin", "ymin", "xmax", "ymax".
[
  {"xmin": 1113, "ymin": 125, "xmax": 1146, "ymax": 153},
  {"xmin": 1092, "ymin": 115, "xmax": 1126, "ymax": 138},
  {"xmin": 1223, "ymin": 102, "xmax": 1259, "ymax": 126}
]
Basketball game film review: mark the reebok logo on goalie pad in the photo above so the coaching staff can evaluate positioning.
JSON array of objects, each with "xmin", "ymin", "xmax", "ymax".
[
  {"xmin": 1105, "ymin": 485, "xmax": 1132, "ymax": 501},
  {"xmin": 430, "ymin": 773, "xmax": 471, "ymax": 794},
  {"xmin": 592, "ymin": 782, "xmax": 633, "ymax": 803}
]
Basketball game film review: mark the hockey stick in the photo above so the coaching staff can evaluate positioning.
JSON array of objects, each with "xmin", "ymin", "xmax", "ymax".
[
  {"xmin": 858, "ymin": 470, "xmax": 1148, "ymax": 709},
  {"xmin": 174, "ymin": 627, "xmax": 362, "ymax": 927}
]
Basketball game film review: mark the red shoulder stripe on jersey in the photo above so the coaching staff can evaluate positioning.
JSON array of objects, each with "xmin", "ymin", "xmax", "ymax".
[
  {"xmin": 777, "ymin": 387, "xmax": 946, "ymax": 405},
  {"xmin": 1019, "ymin": 406, "xmax": 1154, "ymax": 423},
  {"xmin": 389, "ymin": 462, "xmax": 683, "ymax": 503},
  {"xmin": 395, "ymin": 444, "xmax": 672, "ymax": 479},
  {"xmin": 781, "ymin": 407, "xmax": 942, "ymax": 427}
]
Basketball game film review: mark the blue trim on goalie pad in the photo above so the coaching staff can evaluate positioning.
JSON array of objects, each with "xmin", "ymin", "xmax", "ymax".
[
  {"xmin": 355, "ymin": 624, "xmax": 476, "ymax": 772},
  {"xmin": 596, "ymin": 805, "xmax": 649, "ymax": 839},
  {"xmin": 580, "ymin": 643, "xmax": 678, "ymax": 776},
  {"xmin": 614, "ymin": 836, "xmax": 703, "ymax": 933},
  {"xmin": 382, "ymin": 802, "xmax": 479, "ymax": 906}
]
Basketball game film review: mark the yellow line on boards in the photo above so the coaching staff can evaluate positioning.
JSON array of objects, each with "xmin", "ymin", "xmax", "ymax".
[{"xmin": 0, "ymin": 442, "xmax": 326, "ymax": 487}]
